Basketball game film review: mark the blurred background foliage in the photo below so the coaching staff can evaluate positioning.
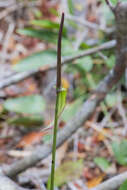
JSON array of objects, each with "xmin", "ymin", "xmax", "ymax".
[{"xmin": 9, "ymin": 0, "xmax": 117, "ymax": 120}]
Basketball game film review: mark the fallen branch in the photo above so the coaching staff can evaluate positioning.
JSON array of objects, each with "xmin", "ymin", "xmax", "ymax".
[
  {"xmin": 0, "ymin": 40, "xmax": 116, "ymax": 89},
  {"xmin": 91, "ymin": 171, "xmax": 127, "ymax": 190},
  {"xmin": 66, "ymin": 14, "xmax": 115, "ymax": 33},
  {"xmin": 0, "ymin": 0, "xmax": 14, "ymax": 7},
  {"xmin": 0, "ymin": 1, "xmax": 40, "ymax": 20},
  {"xmin": 105, "ymin": 0, "xmax": 115, "ymax": 12},
  {"xmin": 0, "ymin": 169, "xmax": 30, "ymax": 190}
]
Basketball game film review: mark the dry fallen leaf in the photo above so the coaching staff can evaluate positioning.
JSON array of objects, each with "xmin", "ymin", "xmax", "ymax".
[
  {"xmin": 86, "ymin": 174, "xmax": 105, "ymax": 188},
  {"xmin": 11, "ymin": 56, "xmax": 21, "ymax": 65},
  {"xmin": 16, "ymin": 131, "xmax": 48, "ymax": 148},
  {"xmin": 97, "ymin": 129, "xmax": 109, "ymax": 142},
  {"xmin": 62, "ymin": 77, "xmax": 69, "ymax": 89}
]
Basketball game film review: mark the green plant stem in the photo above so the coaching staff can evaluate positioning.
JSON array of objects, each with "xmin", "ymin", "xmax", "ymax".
[
  {"xmin": 50, "ymin": 91, "xmax": 61, "ymax": 190},
  {"xmin": 50, "ymin": 12, "xmax": 64, "ymax": 190}
]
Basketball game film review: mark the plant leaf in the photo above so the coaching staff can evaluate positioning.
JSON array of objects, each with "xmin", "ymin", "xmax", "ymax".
[
  {"xmin": 4, "ymin": 95, "xmax": 45, "ymax": 114},
  {"xmin": 43, "ymin": 134, "xmax": 52, "ymax": 143},
  {"xmin": 105, "ymin": 93, "xmax": 117, "ymax": 107},
  {"xmin": 110, "ymin": 0, "xmax": 118, "ymax": 5},
  {"xmin": 119, "ymin": 180, "xmax": 127, "ymax": 190},
  {"xmin": 67, "ymin": 0, "xmax": 74, "ymax": 14},
  {"xmin": 30, "ymin": 20, "xmax": 66, "ymax": 35},
  {"xmin": 110, "ymin": 0, "xmax": 126, "ymax": 5},
  {"xmin": 17, "ymin": 28, "xmax": 58, "ymax": 43},
  {"xmin": 13, "ymin": 49, "xmax": 56, "ymax": 72},
  {"xmin": 76, "ymin": 56, "xmax": 93, "ymax": 72},
  {"xmin": 94, "ymin": 157, "xmax": 110, "ymax": 171},
  {"xmin": 48, "ymin": 160, "xmax": 83, "ymax": 188},
  {"xmin": 112, "ymin": 140, "xmax": 127, "ymax": 165},
  {"xmin": 61, "ymin": 97, "xmax": 84, "ymax": 122},
  {"xmin": 30, "ymin": 20, "xmax": 60, "ymax": 30},
  {"xmin": 7, "ymin": 115, "xmax": 43, "ymax": 127},
  {"xmin": 58, "ymin": 88, "xmax": 67, "ymax": 116},
  {"xmin": 106, "ymin": 55, "xmax": 115, "ymax": 69}
]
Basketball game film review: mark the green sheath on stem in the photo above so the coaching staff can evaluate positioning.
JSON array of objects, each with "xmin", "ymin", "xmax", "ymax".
[{"xmin": 50, "ymin": 92, "xmax": 61, "ymax": 190}]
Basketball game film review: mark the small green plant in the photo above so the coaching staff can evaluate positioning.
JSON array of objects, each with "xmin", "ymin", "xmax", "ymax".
[
  {"xmin": 112, "ymin": 140, "xmax": 127, "ymax": 165},
  {"xmin": 119, "ymin": 179, "xmax": 127, "ymax": 190},
  {"xmin": 50, "ymin": 13, "xmax": 67, "ymax": 190}
]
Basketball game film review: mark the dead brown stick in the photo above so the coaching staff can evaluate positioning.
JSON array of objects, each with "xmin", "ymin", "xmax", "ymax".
[
  {"xmin": 0, "ymin": 169, "xmax": 30, "ymax": 190},
  {"xmin": 105, "ymin": 0, "xmax": 115, "ymax": 12},
  {"xmin": 0, "ymin": 40, "xmax": 116, "ymax": 90},
  {"xmin": 66, "ymin": 14, "xmax": 115, "ymax": 33},
  {"xmin": 91, "ymin": 171, "xmax": 127, "ymax": 190},
  {"xmin": 0, "ymin": 1, "xmax": 40, "ymax": 20}
]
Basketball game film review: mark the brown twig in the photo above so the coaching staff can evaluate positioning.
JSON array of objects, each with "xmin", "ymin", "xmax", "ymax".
[
  {"xmin": 0, "ymin": 1, "xmax": 40, "ymax": 20},
  {"xmin": 105, "ymin": 0, "xmax": 115, "ymax": 12},
  {"xmin": 0, "ymin": 40, "xmax": 116, "ymax": 91},
  {"xmin": 66, "ymin": 14, "xmax": 115, "ymax": 34},
  {"xmin": 0, "ymin": 169, "xmax": 30, "ymax": 190},
  {"xmin": 57, "ymin": 13, "xmax": 64, "ymax": 90},
  {"xmin": 117, "ymin": 89, "xmax": 127, "ymax": 134},
  {"xmin": 91, "ymin": 171, "xmax": 127, "ymax": 190}
]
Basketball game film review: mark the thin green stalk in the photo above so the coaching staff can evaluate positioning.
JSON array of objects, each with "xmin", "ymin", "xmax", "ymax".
[
  {"xmin": 50, "ymin": 92, "xmax": 61, "ymax": 190},
  {"xmin": 50, "ymin": 13, "xmax": 64, "ymax": 190}
]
